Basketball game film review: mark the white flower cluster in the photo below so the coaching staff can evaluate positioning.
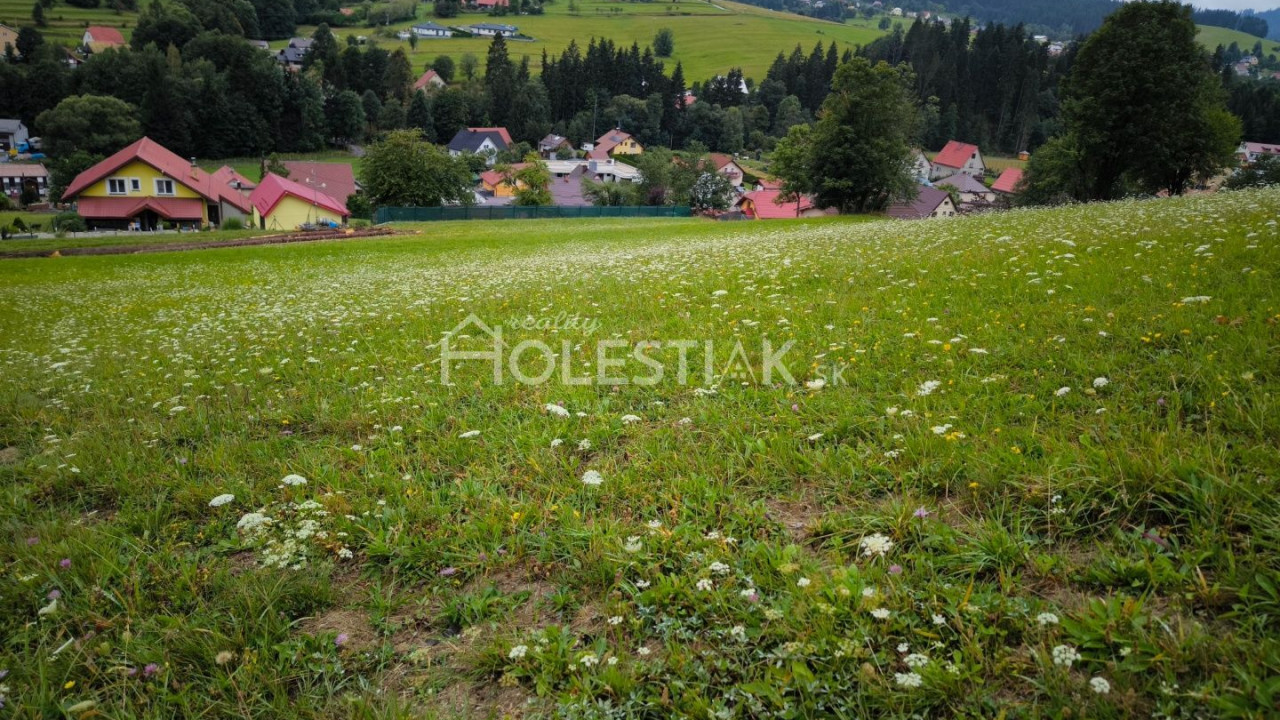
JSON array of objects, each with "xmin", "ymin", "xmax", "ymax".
[
  {"xmin": 860, "ymin": 533, "xmax": 894, "ymax": 558},
  {"xmin": 233, "ymin": 480, "xmax": 353, "ymax": 569},
  {"xmin": 1052, "ymin": 644, "xmax": 1081, "ymax": 668}
]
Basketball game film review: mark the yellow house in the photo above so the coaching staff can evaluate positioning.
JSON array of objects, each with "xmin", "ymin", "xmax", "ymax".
[
  {"xmin": 590, "ymin": 129, "xmax": 643, "ymax": 159},
  {"xmin": 479, "ymin": 163, "xmax": 529, "ymax": 197},
  {"xmin": 62, "ymin": 137, "xmax": 251, "ymax": 230},
  {"xmin": 249, "ymin": 172, "xmax": 349, "ymax": 230}
]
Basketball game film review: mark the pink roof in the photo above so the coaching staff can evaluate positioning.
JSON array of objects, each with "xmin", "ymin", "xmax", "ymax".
[
  {"xmin": 210, "ymin": 165, "xmax": 256, "ymax": 191},
  {"xmin": 934, "ymin": 140, "xmax": 980, "ymax": 169},
  {"xmin": 84, "ymin": 26, "xmax": 126, "ymax": 45},
  {"xmin": 249, "ymin": 172, "xmax": 349, "ymax": 219},
  {"xmin": 280, "ymin": 161, "xmax": 357, "ymax": 202},
  {"xmin": 62, "ymin": 137, "xmax": 249, "ymax": 212},
  {"xmin": 476, "ymin": 0, "xmax": 509, "ymax": 6},
  {"xmin": 0, "ymin": 164, "xmax": 49, "ymax": 178},
  {"xmin": 76, "ymin": 196, "xmax": 205, "ymax": 220},
  {"xmin": 414, "ymin": 69, "xmax": 444, "ymax": 90},
  {"xmin": 737, "ymin": 190, "xmax": 815, "ymax": 219},
  {"xmin": 1241, "ymin": 141, "xmax": 1280, "ymax": 156},
  {"xmin": 471, "ymin": 127, "xmax": 513, "ymax": 146},
  {"xmin": 756, "ymin": 177, "xmax": 783, "ymax": 190},
  {"xmin": 991, "ymin": 168, "xmax": 1024, "ymax": 194}
]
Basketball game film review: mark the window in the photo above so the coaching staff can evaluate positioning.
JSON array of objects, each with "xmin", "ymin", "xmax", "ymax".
[
  {"xmin": 131, "ymin": 179, "xmax": 141, "ymax": 191},
  {"xmin": 107, "ymin": 178, "xmax": 128, "ymax": 195},
  {"xmin": 155, "ymin": 179, "xmax": 175, "ymax": 196}
]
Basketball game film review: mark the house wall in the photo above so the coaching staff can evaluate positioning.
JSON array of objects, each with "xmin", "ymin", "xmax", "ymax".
[
  {"xmin": 257, "ymin": 194, "xmax": 345, "ymax": 230},
  {"xmin": 611, "ymin": 139, "xmax": 643, "ymax": 156},
  {"xmin": 932, "ymin": 198, "xmax": 957, "ymax": 217},
  {"xmin": 79, "ymin": 160, "xmax": 209, "ymax": 223}
]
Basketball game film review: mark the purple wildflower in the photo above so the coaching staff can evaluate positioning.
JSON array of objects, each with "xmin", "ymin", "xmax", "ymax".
[
  {"xmin": 143, "ymin": 663, "xmax": 159, "ymax": 677},
  {"xmin": 26, "ymin": 537, "xmax": 38, "ymax": 546},
  {"xmin": 913, "ymin": 507, "xmax": 931, "ymax": 519},
  {"xmin": 889, "ymin": 564, "xmax": 903, "ymax": 575},
  {"xmin": 439, "ymin": 566, "xmax": 458, "ymax": 577},
  {"xmin": 59, "ymin": 558, "xmax": 71, "ymax": 569},
  {"xmin": 47, "ymin": 589, "xmax": 61, "ymax": 600},
  {"xmin": 335, "ymin": 633, "xmax": 349, "ymax": 647}
]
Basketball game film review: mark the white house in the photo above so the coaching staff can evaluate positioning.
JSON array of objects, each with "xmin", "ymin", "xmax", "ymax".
[
  {"xmin": 930, "ymin": 140, "xmax": 985, "ymax": 180},
  {"xmin": 412, "ymin": 22, "xmax": 453, "ymax": 38},
  {"xmin": 467, "ymin": 23, "xmax": 518, "ymax": 37},
  {"xmin": 910, "ymin": 150, "xmax": 931, "ymax": 183},
  {"xmin": 1237, "ymin": 141, "xmax": 1280, "ymax": 165}
]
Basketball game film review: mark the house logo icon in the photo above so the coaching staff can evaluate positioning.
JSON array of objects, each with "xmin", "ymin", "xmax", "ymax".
[{"xmin": 439, "ymin": 314, "xmax": 505, "ymax": 385}]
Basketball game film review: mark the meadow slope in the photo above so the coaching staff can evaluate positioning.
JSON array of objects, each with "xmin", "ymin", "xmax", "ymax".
[{"xmin": 1, "ymin": 191, "xmax": 1279, "ymax": 717}]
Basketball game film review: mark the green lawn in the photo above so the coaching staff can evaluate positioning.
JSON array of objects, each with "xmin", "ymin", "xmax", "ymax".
[
  {"xmin": 2, "ymin": 189, "xmax": 1279, "ymax": 717},
  {"xmin": 1196, "ymin": 23, "xmax": 1280, "ymax": 54},
  {"xmin": 0, "ymin": 226, "xmax": 272, "ymax": 255}
]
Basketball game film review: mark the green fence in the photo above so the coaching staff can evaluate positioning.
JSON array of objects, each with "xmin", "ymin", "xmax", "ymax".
[{"xmin": 374, "ymin": 205, "xmax": 693, "ymax": 224}]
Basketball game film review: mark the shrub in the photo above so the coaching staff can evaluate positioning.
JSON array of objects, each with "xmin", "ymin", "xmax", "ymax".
[
  {"xmin": 221, "ymin": 217, "xmax": 245, "ymax": 231},
  {"xmin": 53, "ymin": 211, "xmax": 86, "ymax": 233}
]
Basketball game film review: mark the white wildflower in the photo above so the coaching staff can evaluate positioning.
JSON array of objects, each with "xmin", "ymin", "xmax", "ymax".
[
  {"xmin": 917, "ymin": 380, "xmax": 942, "ymax": 396},
  {"xmin": 623, "ymin": 536, "xmax": 643, "ymax": 553},
  {"xmin": 1055, "ymin": 387, "xmax": 1071, "ymax": 397},
  {"xmin": 545, "ymin": 403, "xmax": 570, "ymax": 417},
  {"xmin": 1090, "ymin": 677, "xmax": 1111, "ymax": 695},
  {"xmin": 904, "ymin": 653, "xmax": 929, "ymax": 668},
  {"xmin": 459, "ymin": 430, "xmax": 481, "ymax": 438},
  {"xmin": 696, "ymin": 578, "xmax": 714, "ymax": 591},
  {"xmin": 871, "ymin": 608, "xmax": 891, "ymax": 620},
  {"xmin": 509, "ymin": 645, "xmax": 528, "ymax": 660},
  {"xmin": 581, "ymin": 470, "xmax": 604, "ymax": 486},
  {"xmin": 894, "ymin": 672, "xmax": 923, "ymax": 688},
  {"xmin": 1092, "ymin": 377, "xmax": 1109, "ymax": 389},
  {"xmin": 620, "ymin": 414, "xmax": 641, "ymax": 424},
  {"xmin": 796, "ymin": 577, "xmax": 811, "ymax": 588},
  {"xmin": 860, "ymin": 533, "xmax": 894, "ymax": 557},
  {"xmin": 1036, "ymin": 612, "xmax": 1060, "ymax": 626},
  {"xmin": 281, "ymin": 474, "xmax": 307, "ymax": 486},
  {"xmin": 608, "ymin": 616, "xmax": 623, "ymax": 626},
  {"xmin": 209, "ymin": 493, "xmax": 235, "ymax": 508},
  {"xmin": 1052, "ymin": 644, "xmax": 1081, "ymax": 667}
]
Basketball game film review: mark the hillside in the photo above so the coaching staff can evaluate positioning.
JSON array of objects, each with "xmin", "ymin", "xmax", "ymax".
[
  {"xmin": 0, "ymin": 0, "xmax": 887, "ymax": 81},
  {"xmin": 301, "ymin": 0, "xmax": 887, "ymax": 81},
  {"xmin": 1197, "ymin": 23, "xmax": 1280, "ymax": 55}
]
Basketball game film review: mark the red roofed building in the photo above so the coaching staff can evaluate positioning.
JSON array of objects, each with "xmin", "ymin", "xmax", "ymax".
[
  {"xmin": 280, "ymin": 161, "xmax": 358, "ymax": 204},
  {"xmin": 82, "ymin": 26, "xmax": 126, "ymax": 53},
  {"xmin": 930, "ymin": 140, "xmax": 984, "ymax": 181},
  {"xmin": 249, "ymin": 173, "xmax": 349, "ymax": 230},
  {"xmin": 475, "ymin": 0, "xmax": 510, "ymax": 6},
  {"xmin": 414, "ymin": 69, "xmax": 446, "ymax": 92},
  {"xmin": 708, "ymin": 153, "xmax": 745, "ymax": 188},
  {"xmin": 62, "ymin": 137, "xmax": 251, "ymax": 230},
  {"xmin": 479, "ymin": 163, "xmax": 530, "ymax": 197},
  {"xmin": 588, "ymin": 129, "xmax": 643, "ymax": 160},
  {"xmin": 1237, "ymin": 141, "xmax": 1280, "ymax": 165},
  {"xmin": 991, "ymin": 167, "xmax": 1024, "ymax": 195},
  {"xmin": 734, "ymin": 190, "xmax": 830, "ymax": 219}
]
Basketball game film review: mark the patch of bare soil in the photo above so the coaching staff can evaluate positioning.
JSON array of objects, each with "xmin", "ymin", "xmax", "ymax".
[
  {"xmin": 0, "ymin": 446, "xmax": 20, "ymax": 464},
  {"xmin": 300, "ymin": 608, "xmax": 378, "ymax": 652},
  {"xmin": 429, "ymin": 679, "xmax": 532, "ymax": 719},
  {"xmin": 765, "ymin": 496, "xmax": 825, "ymax": 543}
]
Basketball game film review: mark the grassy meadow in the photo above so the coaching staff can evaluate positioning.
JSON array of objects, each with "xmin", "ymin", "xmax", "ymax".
[
  {"xmin": 2, "ymin": 189, "xmax": 1279, "ymax": 717},
  {"xmin": 287, "ymin": 0, "xmax": 888, "ymax": 81},
  {"xmin": 1196, "ymin": 24, "xmax": 1280, "ymax": 55}
]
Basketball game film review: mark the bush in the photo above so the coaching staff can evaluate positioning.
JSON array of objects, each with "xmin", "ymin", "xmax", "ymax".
[
  {"xmin": 350, "ymin": 219, "xmax": 371, "ymax": 229},
  {"xmin": 221, "ymin": 217, "xmax": 245, "ymax": 231},
  {"xmin": 53, "ymin": 211, "xmax": 86, "ymax": 233}
]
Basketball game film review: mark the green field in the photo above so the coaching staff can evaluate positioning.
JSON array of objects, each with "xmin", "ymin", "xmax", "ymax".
[
  {"xmin": 0, "ymin": 0, "xmax": 138, "ymax": 47},
  {"xmin": 341, "ymin": 0, "xmax": 888, "ymax": 81},
  {"xmin": 2, "ymin": 189, "xmax": 1279, "ymax": 717},
  {"xmin": 1197, "ymin": 24, "xmax": 1280, "ymax": 55}
]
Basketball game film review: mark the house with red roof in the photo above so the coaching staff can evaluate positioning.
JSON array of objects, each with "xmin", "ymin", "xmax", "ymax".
[
  {"xmin": 991, "ymin": 167, "xmax": 1024, "ymax": 196},
  {"xmin": 280, "ymin": 161, "xmax": 358, "ymax": 204},
  {"xmin": 588, "ymin": 129, "xmax": 643, "ymax": 160},
  {"xmin": 930, "ymin": 140, "xmax": 984, "ymax": 181},
  {"xmin": 82, "ymin": 26, "xmax": 126, "ymax": 54},
  {"xmin": 413, "ymin": 69, "xmax": 446, "ymax": 92},
  {"xmin": 249, "ymin": 173, "xmax": 349, "ymax": 230},
  {"xmin": 886, "ymin": 186, "xmax": 956, "ymax": 220},
  {"xmin": 1237, "ymin": 141, "xmax": 1280, "ymax": 165},
  {"xmin": 62, "ymin": 137, "xmax": 252, "ymax": 230},
  {"xmin": 709, "ymin": 153, "xmax": 746, "ymax": 188},
  {"xmin": 734, "ymin": 190, "xmax": 830, "ymax": 219},
  {"xmin": 479, "ymin": 163, "xmax": 531, "ymax": 198}
]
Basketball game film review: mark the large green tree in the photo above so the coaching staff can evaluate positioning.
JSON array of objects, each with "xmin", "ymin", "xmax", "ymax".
[
  {"xmin": 36, "ymin": 94, "xmax": 142, "ymax": 157},
  {"xmin": 772, "ymin": 57, "xmax": 919, "ymax": 213},
  {"xmin": 360, "ymin": 129, "xmax": 473, "ymax": 207},
  {"xmin": 1053, "ymin": 0, "xmax": 1239, "ymax": 199}
]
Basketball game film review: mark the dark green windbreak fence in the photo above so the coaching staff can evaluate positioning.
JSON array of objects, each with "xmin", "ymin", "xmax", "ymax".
[{"xmin": 374, "ymin": 205, "xmax": 693, "ymax": 223}]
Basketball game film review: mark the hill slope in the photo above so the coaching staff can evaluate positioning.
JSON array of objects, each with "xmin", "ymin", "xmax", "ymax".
[{"xmin": 1, "ymin": 189, "xmax": 1278, "ymax": 717}]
